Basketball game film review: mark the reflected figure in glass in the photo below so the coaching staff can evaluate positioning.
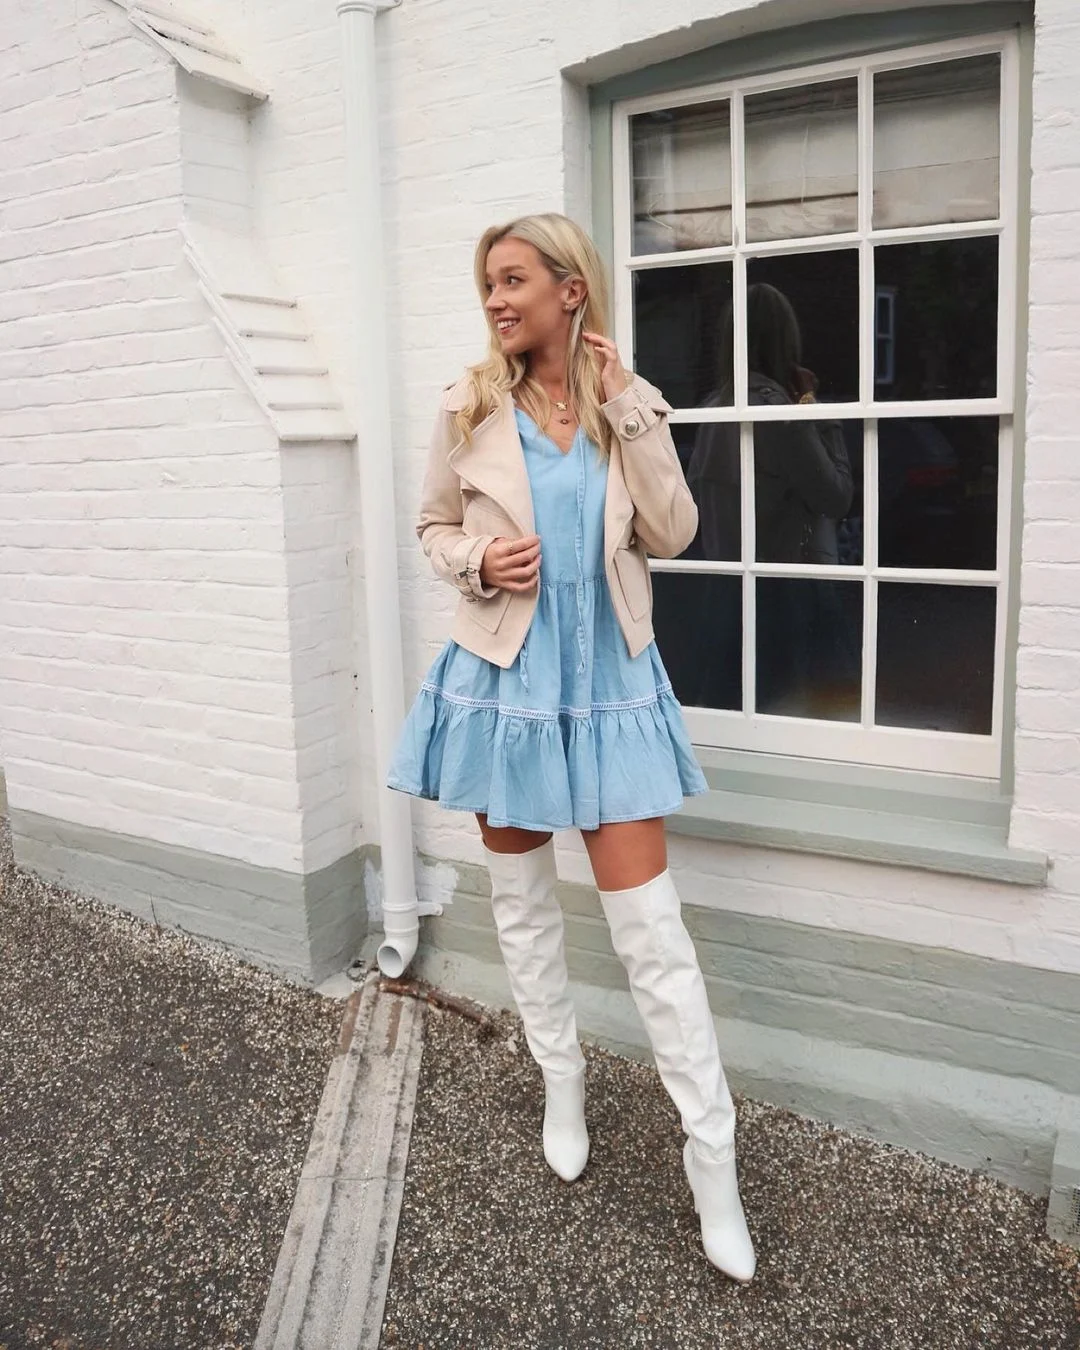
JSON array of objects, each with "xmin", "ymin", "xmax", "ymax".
[{"xmin": 687, "ymin": 283, "xmax": 859, "ymax": 716}]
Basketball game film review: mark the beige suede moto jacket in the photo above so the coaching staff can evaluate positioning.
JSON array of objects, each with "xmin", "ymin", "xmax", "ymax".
[{"xmin": 416, "ymin": 373, "xmax": 698, "ymax": 669}]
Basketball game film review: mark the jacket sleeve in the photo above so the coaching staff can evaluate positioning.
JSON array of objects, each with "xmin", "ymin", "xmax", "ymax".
[
  {"xmin": 415, "ymin": 406, "xmax": 500, "ymax": 601},
  {"xmin": 601, "ymin": 384, "xmax": 698, "ymax": 558}
]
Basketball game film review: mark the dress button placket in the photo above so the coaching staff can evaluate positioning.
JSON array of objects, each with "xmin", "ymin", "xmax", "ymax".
[{"xmin": 574, "ymin": 435, "xmax": 588, "ymax": 676}]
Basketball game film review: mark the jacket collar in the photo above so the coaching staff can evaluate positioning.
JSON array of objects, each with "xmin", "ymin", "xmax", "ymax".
[{"xmin": 440, "ymin": 373, "xmax": 671, "ymax": 548}]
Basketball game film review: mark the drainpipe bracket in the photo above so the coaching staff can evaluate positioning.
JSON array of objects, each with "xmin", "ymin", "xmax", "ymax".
[{"xmin": 336, "ymin": 0, "xmax": 401, "ymax": 14}]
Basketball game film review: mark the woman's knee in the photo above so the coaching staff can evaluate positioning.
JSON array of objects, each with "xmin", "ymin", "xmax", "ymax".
[{"xmin": 476, "ymin": 813, "xmax": 553, "ymax": 855}]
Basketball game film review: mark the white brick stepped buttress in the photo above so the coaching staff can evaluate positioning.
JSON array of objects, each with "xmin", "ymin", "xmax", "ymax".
[
  {"xmin": 183, "ymin": 219, "xmax": 354, "ymax": 445},
  {"xmin": 103, "ymin": 0, "xmax": 269, "ymax": 100}
]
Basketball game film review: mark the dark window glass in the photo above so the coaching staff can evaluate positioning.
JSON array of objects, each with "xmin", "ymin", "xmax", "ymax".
[
  {"xmin": 653, "ymin": 573, "xmax": 742, "ymax": 711},
  {"xmin": 755, "ymin": 420, "xmax": 863, "ymax": 565},
  {"xmin": 874, "ymin": 238, "xmax": 998, "ymax": 400},
  {"xmin": 745, "ymin": 251, "xmax": 859, "ymax": 403},
  {"xmin": 756, "ymin": 578, "xmax": 862, "ymax": 721},
  {"xmin": 633, "ymin": 263, "xmax": 733, "ymax": 408},
  {"xmin": 876, "ymin": 583, "xmax": 995, "ymax": 733},
  {"xmin": 877, "ymin": 418, "xmax": 998, "ymax": 570},
  {"xmin": 680, "ymin": 422, "xmax": 740, "ymax": 562}
]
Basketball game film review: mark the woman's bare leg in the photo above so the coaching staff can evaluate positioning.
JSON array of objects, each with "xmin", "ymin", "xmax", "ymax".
[{"xmin": 579, "ymin": 816, "xmax": 667, "ymax": 890}]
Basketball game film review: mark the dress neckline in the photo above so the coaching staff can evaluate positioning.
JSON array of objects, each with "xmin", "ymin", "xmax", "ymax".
[{"xmin": 514, "ymin": 405, "xmax": 580, "ymax": 457}]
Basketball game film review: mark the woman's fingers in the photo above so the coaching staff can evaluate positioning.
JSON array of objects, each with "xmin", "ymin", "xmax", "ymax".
[
  {"xmin": 504, "ymin": 534, "xmax": 541, "ymax": 555},
  {"xmin": 478, "ymin": 534, "xmax": 542, "ymax": 592}
]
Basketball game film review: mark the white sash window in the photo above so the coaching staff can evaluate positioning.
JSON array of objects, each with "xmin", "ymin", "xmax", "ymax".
[{"xmin": 612, "ymin": 34, "xmax": 1022, "ymax": 777}]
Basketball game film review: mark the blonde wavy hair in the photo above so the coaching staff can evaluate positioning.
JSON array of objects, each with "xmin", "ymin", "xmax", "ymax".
[{"xmin": 454, "ymin": 213, "xmax": 616, "ymax": 457}]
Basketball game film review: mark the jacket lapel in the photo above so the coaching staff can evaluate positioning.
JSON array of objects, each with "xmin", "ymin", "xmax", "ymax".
[{"xmin": 446, "ymin": 394, "xmax": 534, "ymax": 538}]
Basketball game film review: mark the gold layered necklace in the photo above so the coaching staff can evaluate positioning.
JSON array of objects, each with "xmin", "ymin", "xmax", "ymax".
[{"xmin": 552, "ymin": 398, "xmax": 572, "ymax": 426}]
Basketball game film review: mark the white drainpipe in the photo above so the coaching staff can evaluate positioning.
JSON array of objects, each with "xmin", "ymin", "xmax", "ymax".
[{"xmin": 337, "ymin": 0, "xmax": 418, "ymax": 978}]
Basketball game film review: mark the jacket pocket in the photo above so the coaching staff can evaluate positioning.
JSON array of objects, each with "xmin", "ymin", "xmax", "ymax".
[
  {"xmin": 466, "ymin": 585, "xmax": 513, "ymax": 633},
  {"xmin": 612, "ymin": 547, "xmax": 651, "ymax": 623}
]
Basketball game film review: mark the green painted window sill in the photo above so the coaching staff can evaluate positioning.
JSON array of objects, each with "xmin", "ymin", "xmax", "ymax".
[{"xmin": 669, "ymin": 750, "xmax": 1048, "ymax": 886}]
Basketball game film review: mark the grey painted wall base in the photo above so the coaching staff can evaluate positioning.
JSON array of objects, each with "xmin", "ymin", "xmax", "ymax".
[{"xmin": 8, "ymin": 806, "xmax": 371, "ymax": 986}]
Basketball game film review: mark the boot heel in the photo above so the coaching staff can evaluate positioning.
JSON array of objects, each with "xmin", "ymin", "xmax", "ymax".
[
  {"xmin": 683, "ymin": 1138, "xmax": 756, "ymax": 1283},
  {"xmin": 543, "ymin": 1065, "xmax": 589, "ymax": 1182}
]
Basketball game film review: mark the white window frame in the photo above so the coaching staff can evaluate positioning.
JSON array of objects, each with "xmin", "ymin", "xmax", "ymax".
[{"xmin": 611, "ymin": 31, "xmax": 1021, "ymax": 778}]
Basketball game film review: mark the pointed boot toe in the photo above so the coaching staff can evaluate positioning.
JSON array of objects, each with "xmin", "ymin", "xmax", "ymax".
[
  {"xmin": 542, "ymin": 1066, "xmax": 590, "ymax": 1182},
  {"xmin": 683, "ymin": 1139, "xmax": 757, "ymax": 1282}
]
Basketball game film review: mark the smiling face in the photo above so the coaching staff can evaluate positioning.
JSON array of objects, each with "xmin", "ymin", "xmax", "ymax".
[{"xmin": 483, "ymin": 237, "xmax": 580, "ymax": 361}]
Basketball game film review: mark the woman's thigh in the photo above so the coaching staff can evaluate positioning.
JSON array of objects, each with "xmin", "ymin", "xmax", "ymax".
[
  {"xmin": 580, "ymin": 817, "xmax": 668, "ymax": 891},
  {"xmin": 476, "ymin": 813, "xmax": 553, "ymax": 855}
]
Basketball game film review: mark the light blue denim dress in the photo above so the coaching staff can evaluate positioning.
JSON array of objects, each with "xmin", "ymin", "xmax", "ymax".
[{"xmin": 387, "ymin": 409, "xmax": 708, "ymax": 831}]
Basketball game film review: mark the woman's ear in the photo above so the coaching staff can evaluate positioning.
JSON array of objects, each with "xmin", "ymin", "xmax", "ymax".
[{"xmin": 563, "ymin": 277, "xmax": 587, "ymax": 312}]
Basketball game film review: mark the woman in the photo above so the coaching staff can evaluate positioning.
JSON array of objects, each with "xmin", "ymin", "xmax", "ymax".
[{"xmin": 387, "ymin": 213, "xmax": 755, "ymax": 1282}]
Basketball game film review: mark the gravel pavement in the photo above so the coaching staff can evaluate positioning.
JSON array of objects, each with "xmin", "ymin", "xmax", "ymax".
[
  {"xmin": 4, "ymin": 797, "xmax": 1079, "ymax": 1350},
  {"xmin": 0, "ymin": 816, "xmax": 345, "ymax": 1350},
  {"xmin": 381, "ymin": 999, "xmax": 1080, "ymax": 1350}
]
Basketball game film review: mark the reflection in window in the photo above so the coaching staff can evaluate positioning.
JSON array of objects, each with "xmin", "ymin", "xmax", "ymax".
[
  {"xmin": 681, "ymin": 422, "xmax": 740, "ymax": 563},
  {"xmin": 631, "ymin": 101, "xmax": 732, "ymax": 255},
  {"xmin": 875, "ymin": 286, "xmax": 897, "ymax": 388},
  {"xmin": 874, "ymin": 55, "xmax": 1001, "ymax": 230},
  {"xmin": 878, "ymin": 418, "xmax": 998, "ymax": 570},
  {"xmin": 652, "ymin": 573, "xmax": 742, "ymax": 711},
  {"xmin": 745, "ymin": 78, "xmax": 858, "ymax": 241},
  {"xmin": 874, "ymin": 238, "xmax": 998, "ymax": 400},
  {"xmin": 633, "ymin": 263, "xmax": 733, "ymax": 408},
  {"xmin": 757, "ymin": 578, "xmax": 863, "ymax": 721},
  {"xmin": 876, "ymin": 584, "xmax": 995, "ymax": 733},
  {"xmin": 755, "ymin": 421, "xmax": 862, "ymax": 565},
  {"xmin": 745, "ymin": 253, "xmax": 860, "ymax": 403},
  {"xmin": 684, "ymin": 421, "xmax": 863, "ymax": 567}
]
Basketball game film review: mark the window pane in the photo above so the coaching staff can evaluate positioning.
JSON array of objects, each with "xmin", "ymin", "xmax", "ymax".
[
  {"xmin": 745, "ymin": 78, "xmax": 858, "ymax": 241},
  {"xmin": 745, "ymin": 252, "xmax": 859, "ymax": 403},
  {"xmin": 874, "ymin": 55, "xmax": 1000, "ymax": 230},
  {"xmin": 631, "ymin": 101, "xmax": 732, "ymax": 255},
  {"xmin": 755, "ymin": 421, "xmax": 862, "ymax": 565},
  {"xmin": 874, "ymin": 239, "xmax": 998, "ymax": 400},
  {"xmin": 633, "ymin": 262, "xmax": 733, "ymax": 408},
  {"xmin": 756, "ymin": 578, "xmax": 863, "ymax": 720},
  {"xmin": 683, "ymin": 423, "xmax": 740, "ymax": 562},
  {"xmin": 876, "ymin": 584, "xmax": 995, "ymax": 733},
  {"xmin": 878, "ymin": 418, "xmax": 998, "ymax": 570},
  {"xmin": 653, "ymin": 573, "xmax": 742, "ymax": 711}
]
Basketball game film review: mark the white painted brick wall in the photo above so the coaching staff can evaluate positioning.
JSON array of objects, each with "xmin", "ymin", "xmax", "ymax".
[{"xmin": 0, "ymin": 0, "xmax": 308, "ymax": 872}]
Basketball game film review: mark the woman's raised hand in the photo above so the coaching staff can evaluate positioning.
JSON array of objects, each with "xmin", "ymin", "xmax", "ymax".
[
  {"xmin": 583, "ymin": 331, "xmax": 630, "ymax": 402},
  {"xmin": 480, "ymin": 534, "xmax": 542, "ymax": 592}
]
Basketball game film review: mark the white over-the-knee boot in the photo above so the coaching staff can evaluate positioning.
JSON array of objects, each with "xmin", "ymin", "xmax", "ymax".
[
  {"xmin": 486, "ymin": 839, "xmax": 589, "ymax": 1182},
  {"xmin": 598, "ymin": 870, "xmax": 756, "ymax": 1282}
]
